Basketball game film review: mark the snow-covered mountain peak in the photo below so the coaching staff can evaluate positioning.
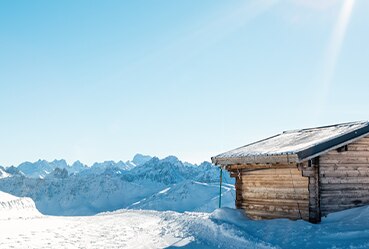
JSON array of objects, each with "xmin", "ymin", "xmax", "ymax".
[
  {"xmin": 91, "ymin": 161, "xmax": 114, "ymax": 168},
  {"xmin": 125, "ymin": 156, "xmax": 187, "ymax": 185},
  {"xmin": 161, "ymin": 155, "xmax": 181, "ymax": 164},
  {"xmin": 71, "ymin": 160, "xmax": 88, "ymax": 171},
  {"xmin": 72, "ymin": 160, "xmax": 83, "ymax": 165},
  {"xmin": 3, "ymin": 166, "xmax": 23, "ymax": 177},
  {"xmin": 18, "ymin": 160, "xmax": 54, "ymax": 179},
  {"xmin": 89, "ymin": 160, "xmax": 134, "ymax": 174},
  {"xmin": 198, "ymin": 161, "xmax": 213, "ymax": 168},
  {"xmin": 46, "ymin": 168, "xmax": 69, "ymax": 179},
  {"xmin": 50, "ymin": 159, "xmax": 67, "ymax": 165},
  {"xmin": 132, "ymin": 154, "xmax": 152, "ymax": 166}
]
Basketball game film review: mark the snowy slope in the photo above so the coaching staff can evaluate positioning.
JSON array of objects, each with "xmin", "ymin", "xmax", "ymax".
[
  {"xmin": 1, "ymin": 207, "xmax": 369, "ymax": 248},
  {"xmin": 0, "ymin": 191, "xmax": 41, "ymax": 220},
  {"xmin": 0, "ymin": 166, "xmax": 10, "ymax": 178},
  {"xmin": 129, "ymin": 181, "xmax": 235, "ymax": 212}
]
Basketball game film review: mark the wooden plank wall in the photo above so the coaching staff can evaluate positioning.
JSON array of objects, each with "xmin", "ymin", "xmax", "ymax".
[
  {"xmin": 319, "ymin": 135, "xmax": 369, "ymax": 216},
  {"xmin": 229, "ymin": 165, "xmax": 309, "ymax": 221},
  {"xmin": 301, "ymin": 160, "xmax": 321, "ymax": 223}
]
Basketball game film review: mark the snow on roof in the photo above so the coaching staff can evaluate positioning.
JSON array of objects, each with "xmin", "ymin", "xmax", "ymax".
[{"xmin": 212, "ymin": 121, "xmax": 369, "ymax": 165}]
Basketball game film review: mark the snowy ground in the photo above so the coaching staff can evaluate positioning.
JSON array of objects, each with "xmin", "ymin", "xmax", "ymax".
[
  {"xmin": 0, "ymin": 209, "xmax": 270, "ymax": 249},
  {"xmin": 0, "ymin": 211, "xmax": 185, "ymax": 248},
  {"xmin": 1, "ymin": 191, "xmax": 369, "ymax": 249},
  {"xmin": 2, "ymin": 207, "xmax": 369, "ymax": 249}
]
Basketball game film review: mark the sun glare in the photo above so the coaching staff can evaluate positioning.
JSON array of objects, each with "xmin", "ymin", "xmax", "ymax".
[{"xmin": 316, "ymin": 0, "xmax": 355, "ymax": 114}]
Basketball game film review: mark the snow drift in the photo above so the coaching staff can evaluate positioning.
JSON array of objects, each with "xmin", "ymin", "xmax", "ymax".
[
  {"xmin": 0, "ymin": 191, "xmax": 41, "ymax": 220},
  {"xmin": 159, "ymin": 206, "xmax": 369, "ymax": 249}
]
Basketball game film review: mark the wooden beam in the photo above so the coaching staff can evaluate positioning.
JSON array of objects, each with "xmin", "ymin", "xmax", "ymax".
[
  {"xmin": 307, "ymin": 157, "xmax": 321, "ymax": 223},
  {"xmin": 214, "ymin": 154, "xmax": 299, "ymax": 166},
  {"xmin": 226, "ymin": 164, "xmax": 298, "ymax": 172}
]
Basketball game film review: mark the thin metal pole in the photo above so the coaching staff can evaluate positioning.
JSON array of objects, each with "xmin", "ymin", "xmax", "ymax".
[{"xmin": 219, "ymin": 168, "xmax": 223, "ymax": 208}]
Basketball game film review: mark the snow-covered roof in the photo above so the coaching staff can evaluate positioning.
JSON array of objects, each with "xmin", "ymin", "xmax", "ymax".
[{"xmin": 212, "ymin": 121, "xmax": 369, "ymax": 165}]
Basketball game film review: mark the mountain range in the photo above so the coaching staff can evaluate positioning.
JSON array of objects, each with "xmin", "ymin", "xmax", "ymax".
[{"xmin": 0, "ymin": 154, "xmax": 234, "ymax": 216}]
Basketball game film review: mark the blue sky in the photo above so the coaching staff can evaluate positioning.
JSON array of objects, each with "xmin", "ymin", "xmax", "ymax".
[{"xmin": 0, "ymin": 0, "xmax": 368, "ymax": 166}]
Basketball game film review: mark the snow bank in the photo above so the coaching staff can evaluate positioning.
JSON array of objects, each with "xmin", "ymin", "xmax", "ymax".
[
  {"xmin": 0, "ymin": 191, "xmax": 42, "ymax": 220},
  {"xmin": 160, "ymin": 206, "xmax": 369, "ymax": 249},
  {"xmin": 159, "ymin": 209, "xmax": 276, "ymax": 249}
]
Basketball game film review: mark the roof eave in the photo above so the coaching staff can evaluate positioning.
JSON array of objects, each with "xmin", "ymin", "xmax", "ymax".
[
  {"xmin": 296, "ymin": 125, "xmax": 369, "ymax": 162},
  {"xmin": 212, "ymin": 154, "xmax": 299, "ymax": 166}
]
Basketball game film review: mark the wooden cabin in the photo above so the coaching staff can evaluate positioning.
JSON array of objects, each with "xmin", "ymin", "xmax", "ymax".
[{"xmin": 211, "ymin": 121, "xmax": 369, "ymax": 223}]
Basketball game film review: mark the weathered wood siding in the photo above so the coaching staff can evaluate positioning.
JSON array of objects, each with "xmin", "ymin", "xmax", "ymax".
[
  {"xmin": 319, "ymin": 135, "xmax": 369, "ymax": 216},
  {"xmin": 301, "ymin": 160, "xmax": 321, "ymax": 223},
  {"xmin": 229, "ymin": 165, "xmax": 309, "ymax": 221}
]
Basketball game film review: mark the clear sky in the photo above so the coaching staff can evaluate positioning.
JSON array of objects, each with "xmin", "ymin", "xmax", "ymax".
[{"xmin": 1, "ymin": 0, "xmax": 368, "ymax": 166}]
